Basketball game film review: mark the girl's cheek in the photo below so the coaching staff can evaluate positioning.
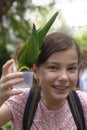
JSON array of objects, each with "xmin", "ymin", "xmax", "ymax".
[{"xmin": 70, "ymin": 75, "xmax": 78, "ymax": 85}]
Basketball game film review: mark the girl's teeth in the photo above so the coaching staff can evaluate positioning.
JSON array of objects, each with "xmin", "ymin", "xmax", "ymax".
[{"xmin": 54, "ymin": 86, "xmax": 67, "ymax": 90}]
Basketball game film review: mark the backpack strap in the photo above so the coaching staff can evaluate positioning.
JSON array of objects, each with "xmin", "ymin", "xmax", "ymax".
[
  {"xmin": 67, "ymin": 90, "xmax": 85, "ymax": 130},
  {"xmin": 23, "ymin": 86, "xmax": 41, "ymax": 130},
  {"xmin": 23, "ymin": 88, "xmax": 85, "ymax": 130}
]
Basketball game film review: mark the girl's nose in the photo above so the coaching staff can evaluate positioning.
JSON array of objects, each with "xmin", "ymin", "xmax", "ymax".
[{"xmin": 58, "ymin": 70, "xmax": 68, "ymax": 83}]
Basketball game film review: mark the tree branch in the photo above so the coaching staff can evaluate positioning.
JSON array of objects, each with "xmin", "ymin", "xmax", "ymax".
[{"xmin": 0, "ymin": 0, "xmax": 16, "ymax": 22}]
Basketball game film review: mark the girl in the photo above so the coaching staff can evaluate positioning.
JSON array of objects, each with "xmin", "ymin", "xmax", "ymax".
[{"xmin": 0, "ymin": 32, "xmax": 87, "ymax": 130}]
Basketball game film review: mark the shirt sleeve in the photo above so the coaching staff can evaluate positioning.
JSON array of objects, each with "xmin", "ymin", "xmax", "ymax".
[{"xmin": 5, "ymin": 88, "xmax": 30, "ymax": 128}]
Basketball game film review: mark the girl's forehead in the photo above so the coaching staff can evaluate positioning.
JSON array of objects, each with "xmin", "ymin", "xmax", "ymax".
[
  {"xmin": 46, "ymin": 47, "xmax": 78, "ymax": 63},
  {"xmin": 51, "ymin": 47, "xmax": 78, "ymax": 57}
]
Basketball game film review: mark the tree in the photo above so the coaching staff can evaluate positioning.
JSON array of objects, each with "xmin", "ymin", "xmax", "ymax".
[
  {"xmin": 74, "ymin": 26, "xmax": 87, "ymax": 51},
  {"xmin": 0, "ymin": 0, "xmax": 55, "ymax": 76},
  {"xmin": 0, "ymin": 0, "xmax": 16, "ymax": 22},
  {"xmin": 0, "ymin": 0, "xmax": 31, "ymax": 76}
]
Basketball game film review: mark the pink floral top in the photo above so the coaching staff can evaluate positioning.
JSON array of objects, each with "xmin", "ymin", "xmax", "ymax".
[{"xmin": 5, "ymin": 88, "xmax": 87, "ymax": 130}]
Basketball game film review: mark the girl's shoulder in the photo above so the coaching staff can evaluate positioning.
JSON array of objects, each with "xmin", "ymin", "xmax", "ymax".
[
  {"xmin": 76, "ymin": 90, "xmax": 87, "ymax": 101},
  {"xmin": 76, "ymin": 90, "xmax": 87, "ymax": 109},
  {"xmin": 76, "ymin": 90, "xmax": 87, "ymax": 126}
]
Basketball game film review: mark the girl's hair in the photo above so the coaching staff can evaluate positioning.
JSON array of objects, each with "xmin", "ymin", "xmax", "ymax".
[
  {"xmin": 36, "ymin": 32, "xmax": 80, "ymax": 66},
  {"xmin": 23, "ymin": 32, "xmax": 80, "ymax": 130}
]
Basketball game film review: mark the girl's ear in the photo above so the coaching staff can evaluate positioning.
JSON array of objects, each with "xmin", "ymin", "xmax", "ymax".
[{"xmin": 31, "ymin": 64, "xmax": 39, "ymax": 79}]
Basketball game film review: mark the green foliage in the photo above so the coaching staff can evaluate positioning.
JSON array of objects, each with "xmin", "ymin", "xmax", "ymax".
[
  {"xmin": 0, "ymin": 0, "xmax": 55, "ymax": 76},
  {"xmin": 74, "ymin": 27, "xmax": 87, "ymax": 51},
  {"xmin": 0, "ymin": 44, "xmax": 11, "ymax": 75},
  {"xmin": 0, "ymin": 122, "xmax": 11, "ymax": 130},
  {"xmin": 0, "ymin": 0, "xmax": 31, "ymax": 76}
]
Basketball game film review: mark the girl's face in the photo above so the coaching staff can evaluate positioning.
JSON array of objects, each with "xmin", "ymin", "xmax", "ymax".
[{"xmin": 34, "ymin": 47, "xmax": 79, "ymax": 109}]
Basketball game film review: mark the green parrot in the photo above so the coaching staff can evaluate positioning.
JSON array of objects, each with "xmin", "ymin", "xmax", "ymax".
[{"xmin": 17, "ymin": 11, "xmax": 59, "ymax": 71}]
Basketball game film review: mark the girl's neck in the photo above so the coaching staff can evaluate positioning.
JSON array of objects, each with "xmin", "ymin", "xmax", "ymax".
[{"xmin": 41, "ymin": 95, "xmax": 66, "ymax": 111}]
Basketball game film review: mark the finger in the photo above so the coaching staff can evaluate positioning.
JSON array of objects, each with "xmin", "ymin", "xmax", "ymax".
[
  {"xmin": 2, "ymin": 78, "xmax": 23, "ymax": 90},
  {"xmin": 8, "ymin": 61, "xmax": 17, "ymax": 73},
  {"xmin": 0, "ymin": 89, "xmax": 23, "ymax": 103},
  {"xmin": 7, "ymin": 89, "xmax": 24, "ymax": 96},
  {"xmin": 2, "ymin": 59, "xmax": 15, "ymax": 76},
  {"xmin": 0, "ymin": 72, "xmax": 23, "ymax": 90},
  {"xmin": 1, "ymin": 72, "xmax": 23, "ymax": 82}
]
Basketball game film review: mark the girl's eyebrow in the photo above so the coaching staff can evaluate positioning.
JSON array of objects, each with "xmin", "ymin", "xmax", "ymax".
[
  {"xmin": 44, "ymin": 62, "xmax": 78, "ymax": 67},
  {"xmin": 68, "ymin": 62, "xmax": 78, "ymax": 65},
  {"xmin": 45, "ymin": 61, "xmax": 78, "ymax": 64},
  {"xmin": 44, "ymin": 61, "xmax": 58, "ymax": 65}
]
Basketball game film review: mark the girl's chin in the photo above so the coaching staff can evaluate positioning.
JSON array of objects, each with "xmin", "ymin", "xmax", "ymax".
[{"xmin": 51, "ymin": 89, "xmax": 70, "ymax": 100}]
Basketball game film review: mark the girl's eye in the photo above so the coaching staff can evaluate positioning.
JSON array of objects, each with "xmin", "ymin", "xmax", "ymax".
[
  {"xmin": 68, "ymin": 66, "xmax": 77, "ymax": 72},
  {"xmin": 48, "ymin": 66, "xmax": 58, "ymax": 71}
]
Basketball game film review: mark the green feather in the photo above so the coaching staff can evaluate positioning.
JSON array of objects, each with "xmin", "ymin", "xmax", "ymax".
[
  {"xmin": 38, "ymin": 12, "xmax": 58, "ymax": 48},
  {"xmin": 17, "ymin": 11, "xmax": 59, "ymax": 71}
]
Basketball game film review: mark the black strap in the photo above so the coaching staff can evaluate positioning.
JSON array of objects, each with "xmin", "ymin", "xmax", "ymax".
[
  {"xmin": 67, "ymin": 90, "xmax": 85, "ymax": 130},
  {"xmin": 23, "ymin": 86, "xmax": 40, "ymax": 130},
  {"xmin": 23, "ymin": 88, "xmax": 85, "ymax": 130}
]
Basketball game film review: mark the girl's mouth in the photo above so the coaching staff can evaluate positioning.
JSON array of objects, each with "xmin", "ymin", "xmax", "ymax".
[{"xmin": 52, "ymin": 85, "xmax": 69, "ymax": 90}]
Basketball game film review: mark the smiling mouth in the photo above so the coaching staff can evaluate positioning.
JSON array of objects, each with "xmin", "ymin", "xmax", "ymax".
[{"xmin": 52, "ymin": 85, "xmax": 69, "ymax": 90}]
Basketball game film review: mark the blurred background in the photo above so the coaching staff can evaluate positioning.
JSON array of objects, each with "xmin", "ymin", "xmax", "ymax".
[
  {"xmin": 0, "ymin": 0, "xmax": 87, "ymax": 76},
  {"xmin": 0, "ymin": 0, "xmax": 87, "ymax": 129}
]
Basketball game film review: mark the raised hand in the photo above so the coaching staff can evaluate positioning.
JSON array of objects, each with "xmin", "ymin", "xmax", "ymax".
[{"xmin": 0, "ymin": 59, "xmax": 24, "ymax": 105}]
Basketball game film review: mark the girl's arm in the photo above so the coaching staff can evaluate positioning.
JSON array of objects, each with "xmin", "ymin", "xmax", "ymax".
[
  {"xmin": 0, "ymin": 104, "xmax": 12, "ymax": 127},
  {"xmin": 0, "ymin": 59, "xmax": 24, "ymax": 127}
]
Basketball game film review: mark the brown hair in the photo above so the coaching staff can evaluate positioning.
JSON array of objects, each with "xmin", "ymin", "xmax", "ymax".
[{"xmin": 36, "ymin": 32, "xmax": 80, "ymax": 66}]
